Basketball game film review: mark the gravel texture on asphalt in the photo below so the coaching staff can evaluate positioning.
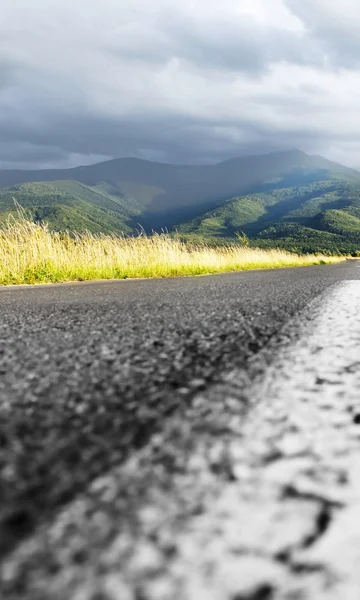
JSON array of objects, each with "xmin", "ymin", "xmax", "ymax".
[{"xmin": 0, "ymin": 261, "xmax": 360, "ymax": 598}]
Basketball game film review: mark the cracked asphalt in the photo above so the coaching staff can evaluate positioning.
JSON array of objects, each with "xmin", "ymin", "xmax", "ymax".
[{"xmin": 0, "ymin": 261, "xmax": 360, "ymax": 599}]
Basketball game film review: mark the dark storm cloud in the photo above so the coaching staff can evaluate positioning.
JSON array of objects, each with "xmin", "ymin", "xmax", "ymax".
[{"xmin": 1, "ymin": 0, "xmax": 360, "ymax": 169}]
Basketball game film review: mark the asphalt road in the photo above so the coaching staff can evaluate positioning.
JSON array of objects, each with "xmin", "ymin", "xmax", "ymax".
[{"xmin": 1, "ymin": 260, "xmax": 360, "ymax": 599}]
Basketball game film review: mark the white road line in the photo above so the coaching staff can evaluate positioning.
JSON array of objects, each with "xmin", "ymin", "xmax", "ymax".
[
  {"xmin": 3, "ymin": 281, "xmax": 360, "ymax": 600},
  {"xmin": 165, "ymin": 279, "xmax": 360, "ymax": 600}
]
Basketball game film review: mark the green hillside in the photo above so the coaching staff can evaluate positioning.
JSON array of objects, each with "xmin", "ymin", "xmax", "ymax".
[
  {"xmin": 1, "ymin": 150, "xmax": 360, "ymax": 233},
  {"xmin": 317, "ymin": 209, "xmax": 360, "ymax": 234},
  {"xmin": 177, "ymin": 181, "xmax": 360, "ymax": 254},
  {"xmin": 0, "ymin": 181, "xmax": 143, "ymax": 234},
  {"xmin": 1, "ymin": 151, "xmax": 360, "ymax": 253}
]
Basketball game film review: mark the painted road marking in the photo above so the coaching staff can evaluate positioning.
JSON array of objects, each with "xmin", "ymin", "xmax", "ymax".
[{"xmin": 3, "ymin": 281, "xmax": 360, "ymax": 599}]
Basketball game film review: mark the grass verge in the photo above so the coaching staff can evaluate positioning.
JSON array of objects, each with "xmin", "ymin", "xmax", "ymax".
[{"xmin": 0, "ymin": 217, "xmax": 345, "ymax": 285}]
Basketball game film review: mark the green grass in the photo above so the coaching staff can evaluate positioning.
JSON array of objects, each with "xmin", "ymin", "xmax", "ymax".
[{"xmin": 0, "ymin": 215, "xmax": 344, "ymax": 286}]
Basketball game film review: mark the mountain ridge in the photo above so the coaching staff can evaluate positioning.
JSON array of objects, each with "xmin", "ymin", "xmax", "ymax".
[
  {"xmin": 1, "ymin": 149, "xmax": 359, "ymax": 182},
  {"xmin": 1, "ymin": 149, "xmax": 360, "ymax": 253}
]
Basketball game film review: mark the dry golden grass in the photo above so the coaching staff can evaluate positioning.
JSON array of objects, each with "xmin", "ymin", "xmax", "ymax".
[{"xmin": 0, "ymin": 216, "xmax": 344, "ymax": 285}]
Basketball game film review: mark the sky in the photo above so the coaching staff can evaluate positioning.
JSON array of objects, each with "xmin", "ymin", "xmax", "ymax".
[{"xmin": 1, "ymin": 0, "xmax": 360, "ymax": 169}]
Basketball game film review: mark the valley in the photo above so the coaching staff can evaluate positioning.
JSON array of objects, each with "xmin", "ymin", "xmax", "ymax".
[{"xmin": 1, "ymin": 150, "xmax": 360, "ymax": 253}]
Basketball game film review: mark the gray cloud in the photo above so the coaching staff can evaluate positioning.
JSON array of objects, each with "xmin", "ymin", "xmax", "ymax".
[
  {"xmin": 159, "ymin": 10, "xmax": 325, "ymax": 73},
  {"xmin": 1, "ymin": 0, "xmax": 360, "ymax": 170},
  {"xmin": 286, "ymin": 0, "xmax": 360, "ymax": 69}
]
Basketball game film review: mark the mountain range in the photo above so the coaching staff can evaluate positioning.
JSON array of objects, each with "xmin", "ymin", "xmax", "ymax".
[{"xmin": 1, "ymin": 149, "xmax": 360, "ymax": 253}]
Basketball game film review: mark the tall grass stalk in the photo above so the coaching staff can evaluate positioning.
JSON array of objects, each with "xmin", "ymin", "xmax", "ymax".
[{"xmin": 0, "ymin": 216, "xmax": 344, "ymax": 285}]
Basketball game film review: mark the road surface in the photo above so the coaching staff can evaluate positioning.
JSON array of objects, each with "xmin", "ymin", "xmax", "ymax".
[{"xmin": 1, "ymin": 261, "xmax": 360, "ymax": 599}]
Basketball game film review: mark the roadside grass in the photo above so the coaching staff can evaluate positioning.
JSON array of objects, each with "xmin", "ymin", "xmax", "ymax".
[{"xmin": 0, "ymin": 216, "xmax": 345, "ymax": 285}]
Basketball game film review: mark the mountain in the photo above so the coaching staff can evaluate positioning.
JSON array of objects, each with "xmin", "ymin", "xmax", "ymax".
[
  {"xmin": 1, "ymin": 150, "xmax": 360, "ymax": 252},
  {"xmin": 0, "ymin": 181, "xmax": 143, "ymax": 234},
  {"xmin": 178, "ymin": 180, "xmax": 360, "ymax": 253}
]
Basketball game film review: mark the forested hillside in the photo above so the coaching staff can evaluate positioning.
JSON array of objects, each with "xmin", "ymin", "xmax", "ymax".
[
  {"xmin": 1, "ymin": 151, "xmax": 360, "ymax": 253},
  {"xmin": 178, "ymin": 181, "xmax": 360, "ymax": 254},
  {"xmin": 0, "ymin": 181, "xmax": 143, "ymax": 234}
]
